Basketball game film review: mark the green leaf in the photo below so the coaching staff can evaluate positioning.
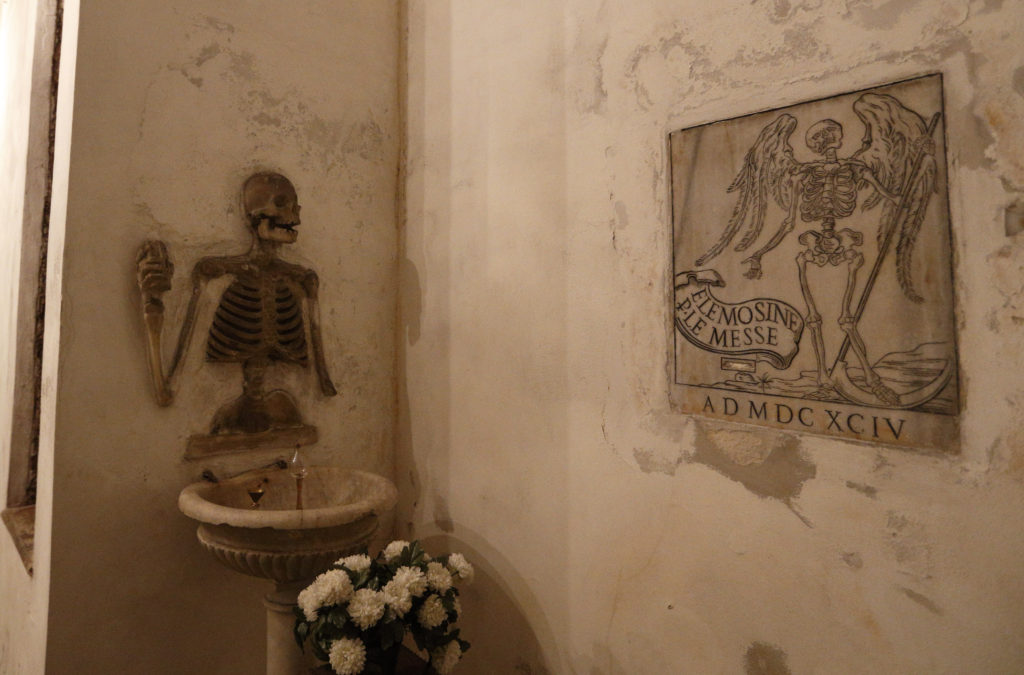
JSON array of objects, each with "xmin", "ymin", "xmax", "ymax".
[
  {"xmin": 327, "ymin": 606, "xmax": 349, "ymax": 629},
  {"xmin": 293, "ymin": 620, "xmax": 309, "ymax": 649},
  {"xmin": 380, "ymin": 625, "xmax": 395, "ymax": 650},
  {"xmin": 310, "ymin": 636, "xmax": 328, "ymax": 662}
]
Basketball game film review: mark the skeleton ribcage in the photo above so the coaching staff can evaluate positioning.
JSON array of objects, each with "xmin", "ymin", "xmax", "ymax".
[
  {"xmin": 801, "ymin": 164, "xmax": 858, "ymax": 222},
  {"xmin": 206, "ymin": 278, "xmax": 308, "ymax": 364}
]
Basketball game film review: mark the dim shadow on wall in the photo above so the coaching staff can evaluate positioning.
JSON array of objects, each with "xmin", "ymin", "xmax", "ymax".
[{"xmin": 417, "ymin": 531, "xmax": 555, "ymax": 674}]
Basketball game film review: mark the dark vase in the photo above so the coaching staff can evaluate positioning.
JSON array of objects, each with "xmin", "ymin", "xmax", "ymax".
[{"xmin": 365, "ymin": 643, "xmax": 401, "ymax": 674}]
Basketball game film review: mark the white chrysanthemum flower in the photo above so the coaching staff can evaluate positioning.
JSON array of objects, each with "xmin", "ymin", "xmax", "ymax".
[
  {"xmin": 297, "ymin": 570, "xmax": 354, "ymax": 622},
  {"xmin": 431, "ymin": 640, "xmax": 462, "ymax": 674},
  {"xmin": 297, "ymin": 584, "xmax": 326, "ymax": 622},
  {"xmin": 383, "ymin": 540, "xmax": 410, "ymax": 561},
  {"xmin": 425, "ymin": 561, "xmax": 453, "ymax": 593},
  {"xmin": 382, "ymin": 566, "xmax": 425, "ymax": 616},
  {"xmin": 336, "ymin": 553, "xmax": 372, "ymax": 573},
  {"xmin": 446, "ymin": 553, "xmax": 474, "ymax": 584},
  {"xmin": 347, "ymin": 588, "xmax": 385, "ymax": 630},
  {"xmin": 318, "ymin": 569, "xmax": 355, "ymax": 605},
  {"xmin": 417, "ymin": 594, "xmax": 447, "ymax": 629},
  {"xmin": 393, "ymin": 565, "xmax": 428, "ymax": 597},
  {"xmin": 382, "ymin": 581, "xmax": 412, "ymax": 617},
  {"xmin": 329, "ymin": 637, "xmax": 367, "ymax": 675}
]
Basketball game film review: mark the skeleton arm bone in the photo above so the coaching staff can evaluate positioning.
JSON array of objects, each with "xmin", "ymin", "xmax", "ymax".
[
  {"xmin": 741, "ymin": 180, "xmax": 803, "ymax": 279},
  {"xmin": 137, "ymin": 241, "xmax": 174, "ymax": 405},
  {"xmin": 136, "ymin": 244, "xmax": 223, "ymax": 405},
  {"xmin": 857, "ymin": 167, "xmax": 899, "ymax": 204},
  {"xmin": 165, "ymin": 259, "xmax": 223, "ymax": 390},
  {"xmin": 301, "ymin": 270, "xmax": 338, "ymax": 397}
]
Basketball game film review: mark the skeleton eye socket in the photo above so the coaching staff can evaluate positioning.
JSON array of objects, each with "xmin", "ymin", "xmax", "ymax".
[{"xmin": 274, "ymin": 195, "xmax": 291, "ymax": 208}]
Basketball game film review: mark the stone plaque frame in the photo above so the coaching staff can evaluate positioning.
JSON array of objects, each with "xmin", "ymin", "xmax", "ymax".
[{"xmin": 669, "ymin": 74, "xmax": 960, "ymax": 452}]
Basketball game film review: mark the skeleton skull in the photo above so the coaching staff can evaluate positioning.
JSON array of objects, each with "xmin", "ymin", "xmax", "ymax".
[
  {"xmin": 805, "ymin": 119, "xmax": 844, "ymax": 155},
  {"xmin": 243, "ymin": 172, "xmax": 301, "ymax": 243}
]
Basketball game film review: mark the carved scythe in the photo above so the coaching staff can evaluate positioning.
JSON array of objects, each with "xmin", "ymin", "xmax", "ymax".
[{"xmin": 828, "ymin": 113, "xmax": 955, "ymax": 409}]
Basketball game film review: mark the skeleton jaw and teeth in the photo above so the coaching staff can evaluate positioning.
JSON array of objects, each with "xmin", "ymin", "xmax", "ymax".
[{"xmin": 248, "ymin": 177, "xmax": 302, "ymax": 244}]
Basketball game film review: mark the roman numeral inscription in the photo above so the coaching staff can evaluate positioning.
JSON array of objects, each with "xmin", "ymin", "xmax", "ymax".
[{"xmin": 701, "ymin": 395, "xmax": 906, "ymax": 441}]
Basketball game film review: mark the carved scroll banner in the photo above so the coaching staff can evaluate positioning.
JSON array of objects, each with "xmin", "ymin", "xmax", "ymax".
[
  {"xmin": 675, "ymin": 270, "xmax": 804, "ymax": 370},
  {"xmin": 669, "ymin": 74, "xmax": 960, "ymax": 452}
]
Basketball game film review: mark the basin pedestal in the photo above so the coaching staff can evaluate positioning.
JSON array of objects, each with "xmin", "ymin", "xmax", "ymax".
[{"xmin": 264, "ymin": 581, "xmax": 315, "ymax": 675}]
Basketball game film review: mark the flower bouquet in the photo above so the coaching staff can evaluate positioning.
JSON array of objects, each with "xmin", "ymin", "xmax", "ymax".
[{"xmin": 295, "ymin": 540, "xmax": 473, "ymax": 675}]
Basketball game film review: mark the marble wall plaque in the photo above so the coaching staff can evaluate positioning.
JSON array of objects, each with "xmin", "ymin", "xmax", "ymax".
[{"xmin": 670, "ymin": 74, "xmax": 959, "ymax": 451}]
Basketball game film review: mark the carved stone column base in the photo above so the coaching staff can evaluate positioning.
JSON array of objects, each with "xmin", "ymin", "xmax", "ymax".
[{"xmin": 264, "ymin": 581, "xmax": 317, "ymax": 675}]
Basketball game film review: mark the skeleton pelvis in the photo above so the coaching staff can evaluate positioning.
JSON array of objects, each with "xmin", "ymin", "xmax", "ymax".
[
  {"xmin": 209, "ymin": 389, "xmax": 304, "ymax": 435},
  {"xmin": 799, "ymin": 228, "xmax": 863, "ymax": 266}
]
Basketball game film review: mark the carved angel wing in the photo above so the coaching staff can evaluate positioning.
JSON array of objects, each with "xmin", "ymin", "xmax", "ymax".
[
  {"xmin": 696, "ymin": 114, "xmax": 800, "ymax": 267},
  {"xmin": 852, "ymin": 93, "xmax": 939, "ymax": 303}
]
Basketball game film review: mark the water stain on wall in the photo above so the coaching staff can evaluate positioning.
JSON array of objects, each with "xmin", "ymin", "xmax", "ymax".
[
  {"xmin": 845, "ymin": 480, "xmax": 879, "ymax": 498},
  {"xmin": 744, "ymin": 642, "xmax": 792, "ymax": 675},
  {"xmin": 433, "ymin": 493, "xmax": 455, "ymax": 533},
  {"xmin": 898, "ymin": 586, "xmax": 944, "ymax": 615},
  {"xmin": 884, "ymin": 511, "xmax": 933, "ymax": 580},
  {"xmin": 841, "ymin": 551, "xmax": 864, "ymax": 569}
]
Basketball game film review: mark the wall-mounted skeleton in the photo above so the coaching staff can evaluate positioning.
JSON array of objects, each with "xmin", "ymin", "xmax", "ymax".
[
  {"xmin": 136, "ymin": 173, "xmax": 336, "ymax": 447},
  {"xmin": 696, "ymin": 93, "xmax": 953, "ymax": 409}
]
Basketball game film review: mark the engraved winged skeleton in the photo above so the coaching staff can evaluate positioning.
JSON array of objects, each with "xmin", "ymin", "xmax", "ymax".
[{"xmin": 696, "ymin": 93, "xmax": 952, "ymax": 409}]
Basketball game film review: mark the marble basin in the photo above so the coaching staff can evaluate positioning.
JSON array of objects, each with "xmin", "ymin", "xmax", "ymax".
[{"xmin": 178, "ymin": 466, "xmax": 397, "ymax": 583}]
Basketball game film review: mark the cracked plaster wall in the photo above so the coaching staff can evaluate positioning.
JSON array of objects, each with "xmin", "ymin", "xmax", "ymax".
[
  {"xmin": 400, "ymin": 0, "xmax": 1024, "ymax": 672},
  {"xmin": 0, "ymin": 1, "xmax": 401, "ymax": 673}
]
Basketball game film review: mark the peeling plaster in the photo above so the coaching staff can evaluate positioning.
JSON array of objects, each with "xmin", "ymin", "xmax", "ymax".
[
  {"xmin": 1013, "ymin": 66, "xmax": 1024, "ymax": 98},
  {"xmin": 633, "ymin": 446, "xmax": 684, "ymax": 476},
  {"xmin": 200, "ymin": 15, "xmax": 235, "ymax": 34},
  {"xmin": 843, "ymin": 0, "xmax": 921, "ymax": 30},
  {"xmin": 692, "ymin": 422, "xmax": 816, "ymax": 521},
  {"xmin": 758, "ymin": 0, "xmax": 825, "ymax": 24},
  {"xmin": 984, "ymin": 243, "xmax": 1024, "ymax": 333},
  {"xmin": 571, "ymin": 30, "xmax": 609, "ymax": 115},
  {"xmin": 626, "ymin": 26, "xmax": 717, "ymax": 111}
]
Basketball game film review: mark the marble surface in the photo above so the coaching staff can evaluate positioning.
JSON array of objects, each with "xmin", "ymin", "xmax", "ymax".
[{"xmin": 179, "ymin": 466, "xmax": 397, "ymax": 531}]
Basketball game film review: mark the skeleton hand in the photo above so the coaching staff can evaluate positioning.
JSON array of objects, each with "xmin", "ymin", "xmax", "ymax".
[
  {"xmin": 136, "ymin": 240, "xmax": 173, "ymax": 314},
  {"xmin": 742, "ymin": 255, "xmax": 763, "ymax": 280}
]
